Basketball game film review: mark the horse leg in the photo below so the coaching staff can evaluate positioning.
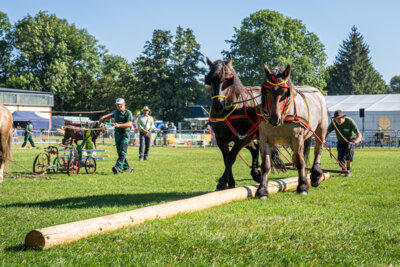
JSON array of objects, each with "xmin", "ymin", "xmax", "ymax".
[
  {"xmin": 292, "ymin": 139, "xmax": 309, "ymax": 195},
  {"xmin": 0, "ymin": 134, "xmax": 7, "ymax": 183},
  {"xmin": 256, "ymin": 141, "xmax": 272, "ymax": 199},
  {"xmin": 215, "ymin": 141, "xmax": 230, "ymax": 191},
  {"xmin": 246, "ymin": 141, "xmax": 261, "ymax": 183},
  {"xmin": 310, "ymin": 127, "xmax": 326, "ymax": 187},
  {"xmin": 225, "ymin": 141, "xmax": 249, "ymax": 188}
]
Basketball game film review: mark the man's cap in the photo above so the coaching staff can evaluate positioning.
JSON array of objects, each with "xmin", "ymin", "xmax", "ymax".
[
  {"xmin": 115, "ymin": 98, "xmax": 125, "ymax": 104},
  {"xmin": 28, "ymin": 120, "xmax": 32, "ymax": 123},
  {"xmin": 142, "ymin": 106, "xmax": 150, "ymax": 111},
  {"xmin": 334, "ymin": 110, "xmax": 346, "ymax": 119}
]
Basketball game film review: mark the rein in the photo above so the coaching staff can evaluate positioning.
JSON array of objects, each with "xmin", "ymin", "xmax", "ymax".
[{"xmin": 209, "ymin": 85, "xmax": 263, "ymax": 140}]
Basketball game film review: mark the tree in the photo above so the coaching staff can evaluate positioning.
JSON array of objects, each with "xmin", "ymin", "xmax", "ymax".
[
  {"xmin": 5, "ymin": 11, "xmax": 104, "ymax": 111},
  {"xmin": 224, "ymin": 10, "xmax": 327, "ymax": 89},
  {"xmin": 0, "ymin": 11, "xmax": 11, "ymax": 85},
  {"xmin": 388, "ymin": 75, "xmax": 400, "ymax": 93},
  {"xmin": 325, "ymin": 26, "xmax": 386, "ymax": 95},
  {"xmin": 133, "ymin": 27, "xmax": 206, "ymax": 122},
  {"xmin": 95, "ymin": 54, "xmax": 135, "ymax": 112}
]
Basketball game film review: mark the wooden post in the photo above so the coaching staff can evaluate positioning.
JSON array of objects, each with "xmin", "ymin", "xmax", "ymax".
[{"xmin": 25, "ymin": 173, "xmax": 330, "ymax": 249}]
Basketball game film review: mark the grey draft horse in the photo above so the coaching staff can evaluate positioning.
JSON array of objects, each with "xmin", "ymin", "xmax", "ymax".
[{"xmin": 256, "ymin": 65, "xmax": 328, "ymax": 198}]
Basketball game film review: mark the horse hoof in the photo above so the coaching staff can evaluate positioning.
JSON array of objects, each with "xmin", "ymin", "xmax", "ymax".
[
  {"xmin": 311, "ymin": 180, "xmax": 321, "ymax": 187},
  {"xmin": 260, "ymin": 196, "xmax": 268, "ymax": 200},
  {"xmin": 297, "ymin": 191, "xmax": 308, "ymax": 196}
]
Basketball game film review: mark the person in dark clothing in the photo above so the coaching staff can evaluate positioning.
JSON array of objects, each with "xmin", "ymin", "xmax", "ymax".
[
  {"xmin": 374, "ymin": 128, "xmax": 384, "ymax": 147},
  {"xmin": 326, "ymin": 110, "xmax": 362, "ymax": 177},
  {"xmin": 100, "ymin": 98, "xmax": 134, "ymax": 174},
  {"xmin": 21, "ymin": 121, "xmax": 36, "ymax": 148}
]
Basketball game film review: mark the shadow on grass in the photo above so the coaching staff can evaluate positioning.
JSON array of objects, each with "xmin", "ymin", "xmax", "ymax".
[
  {"xmin": 0, "ymin": 191, "xmax": 209, "ymax": 210},
  {"xmin": 4, "ymin": 244, "xmax": 28, "ymax": 252}
]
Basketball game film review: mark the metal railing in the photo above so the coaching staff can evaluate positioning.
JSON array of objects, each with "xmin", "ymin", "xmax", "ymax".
[{"xmin": 11, "ymin": 129, "xmax": 400, "ymax": 148}]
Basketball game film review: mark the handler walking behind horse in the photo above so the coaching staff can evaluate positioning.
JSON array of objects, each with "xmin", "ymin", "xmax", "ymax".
[
  {"xmin": 326, "ymin": 110, "xmax": 362, "ymax": 177},
  {"xmin": 100, "ymin": 98, "xmax": 134, "ymax": 174},
  {"xmin": 21, "ymin": 120, "xmax": 36, "ymax": 148}
]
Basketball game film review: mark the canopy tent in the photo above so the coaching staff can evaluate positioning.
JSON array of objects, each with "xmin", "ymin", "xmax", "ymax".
[
  {"xmin": 325, "ymin": 94, "xmax": 400, "ymax": 131},
  {"xmin": 12, "ymin": 111, "xmax": 49, "ymax": 129}
]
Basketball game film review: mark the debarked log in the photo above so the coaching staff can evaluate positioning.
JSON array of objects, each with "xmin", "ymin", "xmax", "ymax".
[{"xmin": 25, "ymin": 172, "xmax": 330, "ymax": 249}]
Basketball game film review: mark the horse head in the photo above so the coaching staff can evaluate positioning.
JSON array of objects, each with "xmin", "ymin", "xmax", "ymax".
[
  {"xmin": 205, "ymin": 55, "xmax": 236, "ymax": 114},
  {"xmin": 261, "ymin": 65, "xmax": 293, "ymax": 127}
]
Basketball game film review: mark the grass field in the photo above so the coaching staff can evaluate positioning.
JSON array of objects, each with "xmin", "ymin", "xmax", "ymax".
[{"xmin": 0, "ymin": 144, "xmax": 399, "ymax": 266}]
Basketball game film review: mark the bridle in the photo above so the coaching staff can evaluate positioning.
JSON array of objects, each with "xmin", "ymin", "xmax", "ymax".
[
  {"xmin": 210, "ymin": 67, "xmax": 235, "ymax": 101},
  {"xmin": 261, "ymin": 76, "xmax": 293, "ymax": 118}
]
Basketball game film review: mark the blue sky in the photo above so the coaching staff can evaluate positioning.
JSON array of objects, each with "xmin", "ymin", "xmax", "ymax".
[{"xmin": 1, "ymin": 0, "xmax": 399, "ymax": 83}]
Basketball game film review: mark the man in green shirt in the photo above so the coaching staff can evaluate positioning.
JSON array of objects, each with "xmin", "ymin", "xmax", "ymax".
[
  {"xmin": 137, "ymin": 106, "xmax": 155, "ymax": 160},
  {"xmin": 21, "ymin": 121, "xmax": 36, "ymax": 148},
  {"xmin": 326, "ymin": 110, "xmax": 362, "ymax": 177},
  {"xmin": 100, "ymin": 98, "xmax": 133, "ymax": 174}
]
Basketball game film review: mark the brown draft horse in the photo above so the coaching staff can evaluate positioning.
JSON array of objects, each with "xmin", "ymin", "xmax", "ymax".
[
  {"xmin": 61, "ymin": 122, "xmax": 107, "ymax": 148},
  {"xmin": 0, "ymin": 104, "xmax": 13, "ymax": 183},
  {"xmin": 257, "ymin": 65, "xmax": 328, "ymax": 198},
  {"xmin": 205, "ymin": 56, "xmax": 285, "ymax": 190}
]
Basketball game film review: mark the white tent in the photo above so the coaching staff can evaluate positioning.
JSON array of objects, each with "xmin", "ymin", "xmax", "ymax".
[{"xmin": 325, "ymin": 94, "xmax": 400, "ymax": 131}]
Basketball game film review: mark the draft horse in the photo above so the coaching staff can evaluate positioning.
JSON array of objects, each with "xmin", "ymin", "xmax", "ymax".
[
  {"xmin": 61, "ymin": 122, "xmax": 107, "ymax": 148},
  {"xmin": 257, "ymin": 65, "xmax": 328, "ymax": 198},
  {"xmin": 0, "ymin": 104, "xmax": 13, "ymax": 183},
  {"xmin": 205, "ymin": 57, "xmax": 285, "ymax": 191}
]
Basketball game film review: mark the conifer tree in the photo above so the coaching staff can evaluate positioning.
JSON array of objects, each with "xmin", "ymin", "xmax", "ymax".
[{"xmin": 325, "ymin": 26, "xmax": 386, "ymax": 95}]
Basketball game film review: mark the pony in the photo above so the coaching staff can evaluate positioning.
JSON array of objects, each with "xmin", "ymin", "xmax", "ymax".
[
  {"xmin": 61, "ymin": 122, "xmax": 107, "ymax": 148},
  {"xmin": 256, "ymin": 65, "xmax": 328, "ymax": 198},
  {"xmin": 205, "ymin": 56, "xmax": 285, "ymax": 191},
  {"xmin": 0, "ymin": 105, "xmax": 13, "ymax": 183}
]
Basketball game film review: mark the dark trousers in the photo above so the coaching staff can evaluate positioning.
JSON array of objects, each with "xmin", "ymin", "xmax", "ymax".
[
  {"xmin": 115, "ymin": 133, "xmax": 130, "ymax": 171},
  {"xmin": 139, "ymin": 132, "xmax": 151, "ymax": 159},
  {"xmin": 22, "ymin": 134, "xmax": 35, "ymax": 147},
  {"xmin": 337, "ymin": 140, "xmax": 355, "ymax": 169}
]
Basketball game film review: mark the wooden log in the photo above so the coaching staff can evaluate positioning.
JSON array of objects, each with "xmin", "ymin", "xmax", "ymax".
[{"xmin": 25, "ymin": 173, "xmax": 330, "ymax": 249}]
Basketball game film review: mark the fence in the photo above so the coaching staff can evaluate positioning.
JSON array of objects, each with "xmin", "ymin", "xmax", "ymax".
[{"xmin": 11, "ymin": 129, "xmax": 400, "ymax": 148}]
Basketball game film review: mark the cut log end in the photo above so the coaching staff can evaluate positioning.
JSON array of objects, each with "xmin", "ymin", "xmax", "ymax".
[{"xmin": 25, "ymin": 230, "xmax": 45, "ymax": 249}]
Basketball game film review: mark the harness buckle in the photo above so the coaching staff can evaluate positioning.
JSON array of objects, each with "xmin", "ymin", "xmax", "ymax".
[{"xmin": 238, "ymin": 134, "xmax": 247, "ymax": 140}]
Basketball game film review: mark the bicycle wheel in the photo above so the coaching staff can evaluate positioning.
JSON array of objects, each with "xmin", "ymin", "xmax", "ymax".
[
  {"xmin": 84, "ymin": 157, "xmax": 97, "ymax": 174},
  {"xmin": 33, "ymin": 153, "xmax": 50, "ymax": 174},
  {"xmin": 52, "ymin": 157, "xmax": 60, "ymax": 173},
  {"xmin": 67, "ymin": 157, "xmax": 80, "ymax": 176}
]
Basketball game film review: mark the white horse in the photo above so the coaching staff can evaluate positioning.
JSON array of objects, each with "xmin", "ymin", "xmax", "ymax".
[
  {"xmin": 0, "ymin": 104, "xmax": 13, "ymax": 183},
  {"xmin": 256, "ymin": 65, "xmax": 328, "ymax": 198}
]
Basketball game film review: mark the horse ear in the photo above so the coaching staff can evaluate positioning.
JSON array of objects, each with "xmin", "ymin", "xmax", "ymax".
[
  {"xmin": 226, "ymin": 55, "xmax": 232, "ymax": 67},
  {"xmin": 206, "ymin": 57, "xmax": 213, "ymax": 66},
  {"xmin": 283, "ymin": 65, "xmax": 291, "ymax": 78},
  {"xmin": 264, "ymin": 65, "xmax": 272, "ymax": 77}
]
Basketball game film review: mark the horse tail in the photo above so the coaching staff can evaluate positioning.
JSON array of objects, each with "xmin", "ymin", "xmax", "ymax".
[
  {"xmin": 303, "ymin": 137, "xmax": 312, "ymax": 167},
  {"xmin": 271, "ymin": 146, "xmax": 287, "ymax": 173}
]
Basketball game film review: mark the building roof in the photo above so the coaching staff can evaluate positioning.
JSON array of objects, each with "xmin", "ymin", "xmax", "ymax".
[
  {"xmin": 325, "ymin": 94, "xmax": 400, "ymax": 112},
  {"xmin": 0, "ymin": 87, "xmax": 54, "ymax": 95}
]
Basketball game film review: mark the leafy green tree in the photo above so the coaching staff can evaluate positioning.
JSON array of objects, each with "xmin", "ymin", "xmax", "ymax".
[
  {"xmin": 132, "ymin": 29, "xmax": 173, "ymax": 118},
  {"xmin": 96, "ymin": 54, "xmax": 135, "ymax": 112},
  {"xmin": 388, "ymin": 75, "xmax": 400, "ymax": 93},
  {"xmin": 133, "ymin": 27, "xmax": 206, "ymax": 122},
  {"xmin": 5, "ymin": 11, "xmax": 104, "ymax": 111},
  {"xmin": 325, "ymin": 26, "xmax": 386, "ymax": 95},
  {"xmin": 224, "ymin": 10, "xmax": 327, "ymax": 89},
  {"xmin": 0, "ymin": 11, "xmax": 11, "ymax": 85}
]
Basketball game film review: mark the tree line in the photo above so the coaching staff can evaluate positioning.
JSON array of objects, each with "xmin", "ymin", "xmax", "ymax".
[{"xmin": 0, "ymin": 10, "xmax": 398, "ymax": 122}]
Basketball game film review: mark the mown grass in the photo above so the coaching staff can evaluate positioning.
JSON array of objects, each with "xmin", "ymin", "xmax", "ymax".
[{"xmin": 0, "ymin": 145, "xmax": 399, "ymax": 266}]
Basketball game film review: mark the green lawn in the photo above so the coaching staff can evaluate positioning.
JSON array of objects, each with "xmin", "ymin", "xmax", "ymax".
[{"xmin": 0, "ymin": 145, "xmax": 399, "ymax": 266}]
